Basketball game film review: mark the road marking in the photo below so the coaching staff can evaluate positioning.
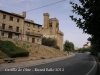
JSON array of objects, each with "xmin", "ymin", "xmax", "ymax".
[{"xmin": 86, "ymin": 56, "xmax": 96, "ymax": 75}]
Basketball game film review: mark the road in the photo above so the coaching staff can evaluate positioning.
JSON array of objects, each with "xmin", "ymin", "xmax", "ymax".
[{"xmin": 0, "ymin": 53, "xmax": 98, "ymax": 75}]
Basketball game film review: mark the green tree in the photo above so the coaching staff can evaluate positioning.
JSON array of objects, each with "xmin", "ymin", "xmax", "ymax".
[
  {"xmin": 64, "ymin": 40, "xmax": 75, "ymax": 52},
  {"xmin": 42, "ymin": 37, "xmax": 57, "ymax": 47},
  {"xmin": 69, "ymin": 0, "xmax": 100, "ymax": 55}
]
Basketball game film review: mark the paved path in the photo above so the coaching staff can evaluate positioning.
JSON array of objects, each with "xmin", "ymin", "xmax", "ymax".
[
  {"xmin": 0, "ymin": 53, "xmax": 98, "ymax": 75},
  {"xmin": 0, "ymin": 54, "xmax": 75, "ymax": 71}
]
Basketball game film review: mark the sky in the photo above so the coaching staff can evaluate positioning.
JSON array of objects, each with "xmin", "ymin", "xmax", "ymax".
[{"xmin": 0, "ymin": 0, "xmax": 91, "ymax": 48}]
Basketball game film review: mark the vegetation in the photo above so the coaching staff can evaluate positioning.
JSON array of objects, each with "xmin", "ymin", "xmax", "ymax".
[
  {"xmin": 64, "ymin": 40, "xmax": 75, "ymax": 52},
  {"xmin": 0, "ymin": 40, "xmax": 29, "ymax": 58},
  {"xmin": 42, "ymin": 37, "xmax": 60, "ymax": 50},
  {"xmin": 77, "ymin": 48, "xmax": 91, "ymax": 53},
  {"xmin": 54, "ymin": 46, "xmax": 60, "ymax": 50},
  {"xmin": 69, "ymin": 0, "xmax": 100, "ymax": 56},
  {"xmin": 40, "ymin": 57, "xmax": 45, "ymax": 59},
  {"xmin": 0, "ymin": 51, "xmax": 6, "ymax": 59}
]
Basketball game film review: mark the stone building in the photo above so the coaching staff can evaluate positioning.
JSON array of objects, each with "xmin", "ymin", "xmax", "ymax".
[
  {"xmin": 0, "ymin": 10, "xmax": 64, "ymax": 50},
  {"xmin": 23, "ymin": 19, "xmax": 42, "ymax": 44},
  {"xmin": 42, "ymin": 13, "xmax": 64, "ymax": 50},
  {"xmin": 83, "ymin": 44, "xmax": 90, "ymax": 48},
  {"xmin": 0, "ymin": 10, "xmax": 25, "ymax": 40}
]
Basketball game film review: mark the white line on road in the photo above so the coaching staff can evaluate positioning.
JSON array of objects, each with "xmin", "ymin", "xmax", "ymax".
[{"xmin": 86, "ymin": 56, "xmax": 96, "ymax": 75}]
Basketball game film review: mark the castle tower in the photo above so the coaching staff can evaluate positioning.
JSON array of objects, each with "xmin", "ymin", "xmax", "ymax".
[
  {"xmin": 51, "ymin": 18, "xmax": 58, "ymax": 35},
  {"xmin": 43, "ymin": 13, "xmax": 49, "ymax": 29}
]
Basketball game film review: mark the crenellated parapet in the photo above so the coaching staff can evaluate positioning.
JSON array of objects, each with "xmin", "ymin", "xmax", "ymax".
[
  {"xmin": 24, "ymin": 19, "xmax": 34, "ymax": 23},
  {"xmin": 57, "ymin": 30, "xmax": 64, "ymax": 36},
  {"xmin": 43, "ymin": 13, "xmax": 50, "ymax": 17}
]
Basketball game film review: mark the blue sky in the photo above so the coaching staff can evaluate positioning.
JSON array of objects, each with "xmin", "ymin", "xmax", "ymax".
[{"xmin": 0, "ymin": 0, "xmax": 91, "ymax": 48}]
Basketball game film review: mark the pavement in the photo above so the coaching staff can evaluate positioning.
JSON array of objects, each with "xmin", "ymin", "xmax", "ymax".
[
  {"xmin": 0, "ymin": 53, "xmax": 75, "ymax": 71},
  {"xmin": 0, "ymin": 53, "xmax": 98, "ymax": 75}
]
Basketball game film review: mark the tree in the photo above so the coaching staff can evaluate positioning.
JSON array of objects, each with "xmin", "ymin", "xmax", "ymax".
[
  {"xmin": 64, "ymin": 40, "xmax": 75, "ymax": 52},
  {"xmin": 42, "ymin": 37, "xmax": 57, "ymax": 48},
  {"xmin": 69, "ymin": 0, "xmax": 100, "ymax": 54}
]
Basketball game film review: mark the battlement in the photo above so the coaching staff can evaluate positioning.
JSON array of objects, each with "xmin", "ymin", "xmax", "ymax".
[
  {"xmin": 25, "ymin": 19, "xmax": 34, "ymax": 23},
  {"xmin": 58, "ymin": 30, "xmax": 64, "ymax": 36},
  {"xmin": 51, "ymin": 18, "xmax": 59, "ymax": 23},
  {"xmin": 43, "ymin": 13, "xmax": 50, "ymax": 16}
]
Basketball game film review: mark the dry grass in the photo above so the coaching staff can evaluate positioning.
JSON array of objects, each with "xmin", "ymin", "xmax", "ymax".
[{"xmin": 0, "ymin": 38, "xmax": 67, "ymax": 62}]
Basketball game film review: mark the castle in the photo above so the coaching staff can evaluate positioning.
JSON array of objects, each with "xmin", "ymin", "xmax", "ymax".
[{"xmin": 0, "ymin": 10, "xmax": 64, "ymax": 50}]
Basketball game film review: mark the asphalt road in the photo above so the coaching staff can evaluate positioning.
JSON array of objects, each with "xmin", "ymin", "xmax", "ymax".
[{"xmin": 0, "ymin": 53, "xmax": 98, "ymax": 75}]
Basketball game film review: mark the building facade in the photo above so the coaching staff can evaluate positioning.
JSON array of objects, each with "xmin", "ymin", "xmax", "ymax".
[
  {"xmin": 0, "ymin": 10, "xmax": 64, "ymax": 50},
  {"xmin": 42, "ymin": 13, "xmax": 64, "ymax": 50}
]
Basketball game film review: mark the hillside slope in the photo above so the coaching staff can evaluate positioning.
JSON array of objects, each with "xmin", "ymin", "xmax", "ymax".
[{"xmin": 0, "ymin": 37, "xmax": 67, "ymax": 62}]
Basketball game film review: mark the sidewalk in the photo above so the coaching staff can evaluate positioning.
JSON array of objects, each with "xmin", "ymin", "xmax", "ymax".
[{"xmin": 0, "ymin": 54, "xmax": 75, "ymax": 71}]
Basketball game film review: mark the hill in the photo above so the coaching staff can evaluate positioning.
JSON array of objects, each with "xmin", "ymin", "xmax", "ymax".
[{"xmin": 0, "ymin": 37, "xmax": 67, "ymax": 62}]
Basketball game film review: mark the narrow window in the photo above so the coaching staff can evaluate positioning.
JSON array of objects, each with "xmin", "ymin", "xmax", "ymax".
[
  {"xmin": 17, "ymin": 18, "xmax": 19, "ymax": 22},
  {"xmin": 3, "ymin": 15, "xmax": 6, "ymax": 19},
  {"xmin": 49, "ymin": 23, "xmax": 52, "ymax": 27},
  {"xmin": 1, "ymin": 32, "xmax": 4, "ymax": 36},
  {"xmin": 2, "ymin": 24, "xmax": 5, "ymax": 29},
  {"xmin": 10, "ymin": 16, "xmax": 13, "ymax": 21},
  {"xmin": 16, "ymin": 27, "xmax": 19, "ymax": 32}
]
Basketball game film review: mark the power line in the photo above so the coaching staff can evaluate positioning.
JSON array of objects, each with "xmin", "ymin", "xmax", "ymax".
[{"xmin": 24, "ymin": 0, "xmax": 66, "ymax": 13}]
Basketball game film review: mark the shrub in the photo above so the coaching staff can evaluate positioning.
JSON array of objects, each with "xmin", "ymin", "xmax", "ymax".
[
  {"xmin": 77, "ymin": 48, "xmax": 91, "ymax": 53},
  {"xmin": 0, "ymin": 40, "xmax": 29, "ymax": 58},
  {"xmin": 40, "ymin": 57, "xmax": 45, "ymax": 59},
  {"xmin": 0, "ymin": 51, "xmax": 5, "ymax": 59},
  {"xmin": 42, "ymin": 37, "xmax": 57, "ymax": 47},
  {"xmin": 54, "ymin": 46, "xmax": 60, "ymax": 50}
]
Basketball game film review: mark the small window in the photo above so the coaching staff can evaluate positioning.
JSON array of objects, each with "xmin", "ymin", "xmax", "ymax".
[
  {"xmin": 37, "ymin": 39, "xmax": 39, "ymax": 42},
  {"xmin": 27, "ymin": 28, "xmax": 30, "ymax": 30},
  {"xmin": 17, "ymin": 18, "xmax": 19, "ymax": 22},
  {"xmin": 38, "ymin": 31, "xmax": 40, "ymax": 32},
  {"xmin": 2, "ymin": 24, "xmax": 5, "ymax": 29},
  {"xmin": 1, "ymin": 32, "xmax": 4, "ymax": 36},
  {"xmin": 16, "ymin": 27, "xmax": 19, "ymax": 32},
  {"xmin": 15, "ymin": 34, "xmax": 19, "ymax": 39},
  {"xmin": 3, "ymin": 15, "xmax": 6, "ymax": 19},
  {"xmin": 10, "ymin": 16, "xmax": 13, "ymax": 21},
  {"xmin": 9, "ymin": 26, "xmax": 13, "ymax": 29},
  {"xmin": 49, "ymin": 23, "xmax": 52, "ymax": 27}
]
